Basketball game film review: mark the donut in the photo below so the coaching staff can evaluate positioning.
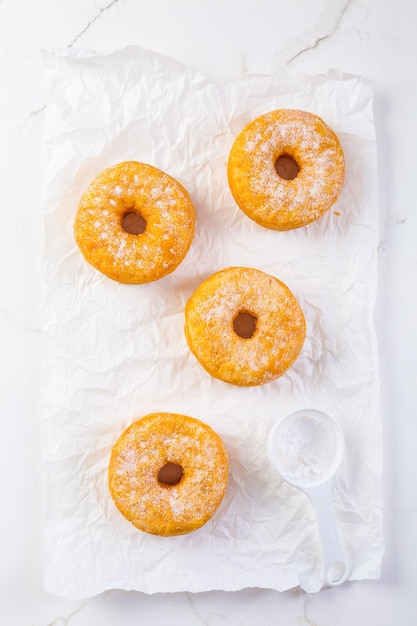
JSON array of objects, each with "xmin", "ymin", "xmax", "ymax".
[
  {"xmin": 74, "ymin": 161, "xmax": 196, "ymax": 283},
  {"xmin": 227, "ymin": 109, "xmax": 345, "ymax": 230},
  {"xmin": 184, "ymin": 267, "xmax": 306, "ymax": 386},
  {"xmin": 108, "ymin": 412, "xmax": 228, "ymax": 536}
]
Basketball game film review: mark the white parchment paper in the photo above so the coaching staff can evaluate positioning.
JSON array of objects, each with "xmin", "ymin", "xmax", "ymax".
[{"xmin": 42, "ymin": 47, "xmax": 383, "ymax": 598}]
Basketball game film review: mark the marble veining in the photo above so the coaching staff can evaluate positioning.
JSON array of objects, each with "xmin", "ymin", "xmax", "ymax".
[
  {"xmin": 286, "ymin": 0, "xmax": 354, "ymax": 65},
  {"xmin": 44, "ymin": 602, "xmax": 89, "ymax": 626},
  {"xmin": 68, "ymin": 0, "xmax": 121, "ymax": 48}
]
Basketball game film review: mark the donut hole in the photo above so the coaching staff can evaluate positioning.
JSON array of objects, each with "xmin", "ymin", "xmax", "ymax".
[
  {"xmin": 122, "ymin": 210, "xmax": 147, "ymax": 235},
  {"xmin": 275, "ymin": 154, "xmax": 300, "ymax": 180},
  {"xmin": 233, "ymin": 310, "xmax": 257, "ymax": 339},
  {"xmin": 158, "ymin": 462, "xmax": 184, "ymax": 486}
]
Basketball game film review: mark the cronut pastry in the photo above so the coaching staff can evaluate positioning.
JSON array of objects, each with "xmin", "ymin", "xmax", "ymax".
[
  {"xmin": 108, "ymin": 412, "xmax": 228, "ymax": 536},
  {"xmin": 228, "ymin": 109, "xmax": 345, "ymax": 230},
  {"xmin": 184, "ymin": 266, "xmax": 306, "ymax": 386},
  {"xmin": 74, "ymin": 161, "xmax": 196, "ymax": 283}
]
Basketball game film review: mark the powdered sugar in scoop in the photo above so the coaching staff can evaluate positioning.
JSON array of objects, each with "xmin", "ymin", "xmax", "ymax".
[{"xmin": 270, "ymin": 411, "xmax": 343, "ymax": 484}]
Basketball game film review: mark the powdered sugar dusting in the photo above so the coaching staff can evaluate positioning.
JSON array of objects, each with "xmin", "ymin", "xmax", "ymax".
[{"xmin": 115, "ymin": 444, "xmax": 139, "ymax": 476}]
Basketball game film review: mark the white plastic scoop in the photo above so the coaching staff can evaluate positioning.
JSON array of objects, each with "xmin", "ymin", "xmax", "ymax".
[{"xmin": 267, "ymin": 408, "xmax": 350, "ymax": 586}]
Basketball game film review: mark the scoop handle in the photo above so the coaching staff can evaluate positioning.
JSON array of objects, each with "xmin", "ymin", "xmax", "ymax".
[{"xmin": 306, "ymin": 482, "xmax": 350, "ymax": 586}]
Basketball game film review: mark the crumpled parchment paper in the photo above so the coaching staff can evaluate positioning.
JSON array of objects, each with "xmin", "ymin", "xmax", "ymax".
[{"xmin": 42, "ymin": 46, "xmax": 383, "ymax": 598}]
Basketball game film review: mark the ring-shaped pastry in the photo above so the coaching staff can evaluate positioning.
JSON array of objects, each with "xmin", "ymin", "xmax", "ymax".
[
  {"xmin": 228, "ymin": 109, "xmax": 345, "ymax": 230},
  {"xmin": 74, "ymin": 161, "xmax": 196, "ymax": 283},
  {"xmin": 108, "ymin": 412, "xmax": 228, "ymax": 536},
  {"xmin": 184, "ymin": 266, "xmax": 306, "ymax": 386}
]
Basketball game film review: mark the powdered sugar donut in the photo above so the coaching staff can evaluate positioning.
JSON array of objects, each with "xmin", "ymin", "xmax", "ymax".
[
  {"xmin": 184, "ymin": 267, "xmax": 306, "ymax": 386},
  {"xmin": 108, "ymin": 412, "xmax": 228, "ymax": 536},
  {"xmin": 228, "ymin": 109, "xmax": 345, "ymax": 230},
  {"xmin": 74, "ymin": 161, "xmax": 196, "ymax": 283}
]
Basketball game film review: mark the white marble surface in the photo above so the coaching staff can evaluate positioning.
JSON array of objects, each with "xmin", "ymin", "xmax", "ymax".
[{"xmin": 0, "ymin": 0, "xmax": 416, "ymax": 623}]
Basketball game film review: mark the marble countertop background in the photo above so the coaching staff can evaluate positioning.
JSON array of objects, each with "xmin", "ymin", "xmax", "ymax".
[{"xmin": 1, "ymin": 0, "xmax": 416, "ymax": 624}]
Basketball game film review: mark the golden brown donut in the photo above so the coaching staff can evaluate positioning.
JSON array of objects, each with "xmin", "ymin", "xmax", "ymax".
[
  {"xmin": 228, "ymin": 109, "xmax": 345, "ymax": 230},
  {"xmin": 108, "ymin": 412, "xmax": 228, "ymax": 536},
  {"xmin": 184, "ymin": 267, "xmax": 306, "ymax": 386},
  {"xmin": 74, "ymin": 161, "xmax": 196, "ymax": 283}
]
